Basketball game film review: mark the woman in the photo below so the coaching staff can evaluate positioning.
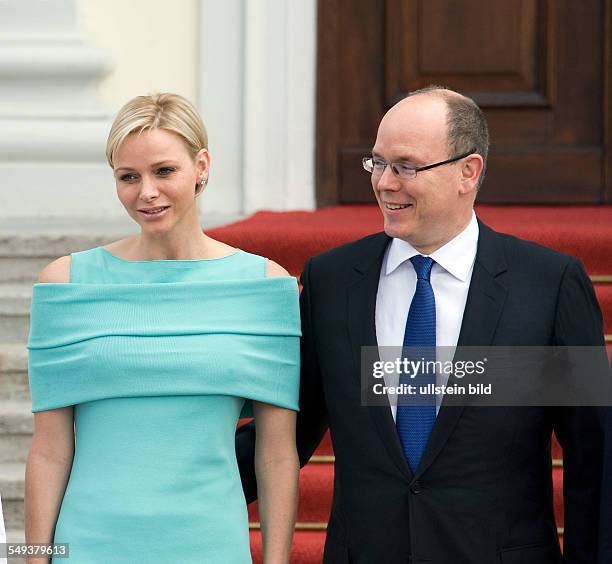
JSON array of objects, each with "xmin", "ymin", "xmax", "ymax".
[{"xmin": 25, "ymin": 93, "xmax": 300, "ymax": 563}]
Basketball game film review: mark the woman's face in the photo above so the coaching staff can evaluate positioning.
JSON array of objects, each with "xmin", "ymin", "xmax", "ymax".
[{"xmin": 113, "ymin": 128, "xmax": 209, "ymax": 234}]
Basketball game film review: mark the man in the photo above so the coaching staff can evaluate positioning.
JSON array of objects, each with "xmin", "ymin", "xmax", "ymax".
[{"xmin": 236, "ymin": 87, "xmax": 606, "ymax": 563}]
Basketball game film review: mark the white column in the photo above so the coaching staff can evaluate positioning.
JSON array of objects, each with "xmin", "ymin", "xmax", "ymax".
[
  {"xmin": 243, "ymin": 0, "xmax": 316, "ymax": 213},
  {"xmin": 198, "ymin": 0, "xmax": 245, "ymax": 219},
  {"xmin": 283, "ymin": 0, "xmax": 317, "ymax": 211},
  {"xmin": 198, "ymin": 0, "xmax": 317, "ymax": 217},
  {"xmin": 0, "ymin": 0, "xmax": 117, "ymax": 219}
]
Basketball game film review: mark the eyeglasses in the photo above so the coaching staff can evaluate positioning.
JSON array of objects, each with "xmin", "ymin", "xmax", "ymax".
[{"xmin": 362, "ymin": 149, "xmax": 476, "ymax": 180}]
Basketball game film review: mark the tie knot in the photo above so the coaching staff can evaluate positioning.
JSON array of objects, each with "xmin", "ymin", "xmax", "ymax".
[{"xmin": 410, "ymin": 255, "xmax": 434, "ymax": 280}]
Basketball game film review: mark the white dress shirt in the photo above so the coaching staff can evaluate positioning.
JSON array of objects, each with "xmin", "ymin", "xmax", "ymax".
[{"xmin": 375, "ymin": 212, "xmax": 479, "ymax": 420}]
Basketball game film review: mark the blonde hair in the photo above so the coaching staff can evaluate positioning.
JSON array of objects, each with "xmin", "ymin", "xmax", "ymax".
[{"xmin": 106, "ymin": 93, "xmax": 208, "ymax": 168}]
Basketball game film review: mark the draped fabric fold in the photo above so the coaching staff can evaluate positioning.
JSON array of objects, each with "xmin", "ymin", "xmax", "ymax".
[{"xmin": 28, "ymin": 278, "xmax": 301, "ymax": 415}]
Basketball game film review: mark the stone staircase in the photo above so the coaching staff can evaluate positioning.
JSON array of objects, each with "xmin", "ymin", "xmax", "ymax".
[{"xmin": 0, "ymin": 343, "xmax": 30, "ymax": 547}]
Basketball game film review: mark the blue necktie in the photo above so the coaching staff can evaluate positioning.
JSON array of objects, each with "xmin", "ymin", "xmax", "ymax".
[{"xmin": 396, "ymin": 255, "xmax": 436, "ymax": 472}]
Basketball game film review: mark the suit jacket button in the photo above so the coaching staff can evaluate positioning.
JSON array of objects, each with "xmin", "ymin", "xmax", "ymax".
[{"xmin": 410, "ymin": 481, "xmax": 422, "ymax": 494}]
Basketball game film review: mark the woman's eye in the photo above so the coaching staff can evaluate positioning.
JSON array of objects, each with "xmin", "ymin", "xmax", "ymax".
[
  {"xmin": 157, "ymin": 167, "xmax": 175, "ymax": 176},
  {"xmin": 119, "ymin": 173, "xmax": 138, "ymax": 182}
]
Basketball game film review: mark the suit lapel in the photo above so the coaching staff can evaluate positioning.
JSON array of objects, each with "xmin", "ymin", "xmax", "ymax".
[
  {"xmin": 414, "ymin": 221, "xmax": 508, "ymax": 479},
  {"xmin": 347, "ymin": 233, "xmax": 414, "ymax": 481}
]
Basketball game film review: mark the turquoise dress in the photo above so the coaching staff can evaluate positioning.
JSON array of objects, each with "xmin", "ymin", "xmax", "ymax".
[{"xmin": 27, "ymin": 247, "xmax": 300, "ymax": 564}]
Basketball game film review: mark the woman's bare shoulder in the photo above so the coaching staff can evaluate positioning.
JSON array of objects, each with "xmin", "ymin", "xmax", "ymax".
[
  {"xmin": 38, "ymin": 256, "xmax": 71, "ymax": 283},
  {"xmin": 266, "ymin": 260, "xmax": 290, "ymax": 278}
]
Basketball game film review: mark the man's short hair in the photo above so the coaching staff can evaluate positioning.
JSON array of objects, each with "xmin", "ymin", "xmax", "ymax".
[{"xmin": 408, "ymin": 85, "xmax": 490, "ymax": 191}]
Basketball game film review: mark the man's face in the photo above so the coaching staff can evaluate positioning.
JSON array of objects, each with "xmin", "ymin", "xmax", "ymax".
[{"xmin": 371, "ymin": 95, "xmax": 473, "ymax": 254}]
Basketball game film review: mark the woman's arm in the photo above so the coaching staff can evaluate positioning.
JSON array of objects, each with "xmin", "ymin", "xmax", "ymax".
[
  {"xmin": 24, "ymin": 257, "xmax": 74, "ymax": 563},
  {"xmin": 25, "ymin": 408, "xmax": 75, "ymax": 562},
  {"xmin": 252, "ymin": 402, "xmax": 299, "ymax": 564},
  {"xmin": 253, "ymin": 259, "xmax": 299, "ymax": 563}
]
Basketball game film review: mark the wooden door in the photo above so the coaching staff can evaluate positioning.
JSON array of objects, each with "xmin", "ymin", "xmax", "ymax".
[{"xmin": 316, "ymin": 0, "xmax": 612, "ymax": 205}]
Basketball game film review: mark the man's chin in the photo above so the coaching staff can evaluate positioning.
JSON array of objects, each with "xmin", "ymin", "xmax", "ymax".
[{"xmin": 383, "ymin": 218, "xmax": 413, "ymax": 241}]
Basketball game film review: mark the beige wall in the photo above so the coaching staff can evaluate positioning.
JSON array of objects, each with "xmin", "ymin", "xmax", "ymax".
[{"xmin": 78, "ymin": 0, "xmax": 199, "ymax": 110}]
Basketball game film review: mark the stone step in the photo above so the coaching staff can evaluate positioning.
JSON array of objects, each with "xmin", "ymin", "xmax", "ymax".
[
  {"xmin": 0, "ymin": 257, "xmax": 51, "ymax": 285},
  {"xmin": 0, "ymin": 402, "xmax": 33, "ymax": 463},
  {"xmin": 0, "ymin": 216, "xmax": 236, "ymax": 283},
  {"xmin": 5, "ymin": 529, "xmax": 25, "ymax": 543},
  {"xmin": 0, "ymin": 463, "xmax": 25, "ymax": 532},
  {"xmin": 0, "ymin": 343, "xmax": 30, "ymax": 402},
  {"xmin": 0, "ymin": 218, "xmax": 135, "ymax": 284},
  {"xmin": 0, "ymin": 226, "xmax": 130, "ymax": 284},
  {"xmin": 0, "ymin": 285, "xmax": 32, "ymax": 344},
  {"xmin": 4, "ymin": 529, "xmax": 26, "ymax": 564}
]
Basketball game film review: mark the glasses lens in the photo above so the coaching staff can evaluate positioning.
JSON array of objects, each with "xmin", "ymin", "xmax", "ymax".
[
  {"xmin": 372, "ymin": 159, "xmax": 386, "ymax": 175},
  {"xmin": 362, "ymin": 158, "xmax": 374, "ymax": 173},
  {"xmin": 392, "ymin": 163, "xmax": 417, "ymax": 179}
]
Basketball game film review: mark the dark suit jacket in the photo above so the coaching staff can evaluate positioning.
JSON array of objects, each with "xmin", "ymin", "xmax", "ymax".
[
  {"xmin": 236, "ymin": 221, "xmax": 606, "ymax": 564},
  {"xmin": 600, "ymin": 402, "xmax": 612, "ymax": 563}
]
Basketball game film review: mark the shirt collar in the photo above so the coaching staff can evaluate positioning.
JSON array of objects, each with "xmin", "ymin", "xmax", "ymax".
[{"xmin": 384, "ymin": 211, "xmax": 479, "ymax": 282}]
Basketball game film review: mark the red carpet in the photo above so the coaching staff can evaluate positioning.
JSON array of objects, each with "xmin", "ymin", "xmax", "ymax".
[
  {"xmin": 209, "ymin": 205, "xmax": 612, "ymax": 276},
  {"xmin": 597, "ymin": 285, "xmax": 612, "ymax": 333},
  {"xmin": 215, "ymin": 205, "xmax": 612, "ymax": 562},
  {"xmin": 248, "ymin": 464, "xmax": 333, "ymax": 523}
]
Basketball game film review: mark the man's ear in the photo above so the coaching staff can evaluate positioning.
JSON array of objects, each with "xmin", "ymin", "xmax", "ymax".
[{"xmin": 459, "ymin": 154, "xmax": 483, "ymax": 195}]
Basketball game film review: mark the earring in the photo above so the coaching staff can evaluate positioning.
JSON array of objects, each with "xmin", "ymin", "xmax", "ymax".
[{"xmin": 196, "ymin": 177, "xmax": 207, "ymax": 196}]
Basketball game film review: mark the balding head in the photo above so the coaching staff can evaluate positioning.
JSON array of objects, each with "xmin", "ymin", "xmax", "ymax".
[
  {"xmin": 379, "ymin": 94, "xmax": 449, "ymax": 165},
  {"xmin": 397, "ymin": 86, "xmax": 466, "ymax": 108},
  {"xmin": 390, "ymin": 86, "xmax": 489, "ymax": 191}
]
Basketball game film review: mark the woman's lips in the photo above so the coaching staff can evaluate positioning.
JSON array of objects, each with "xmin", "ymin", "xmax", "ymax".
[{"xmin": 138, "ymin": 206, "xmax": 170, "ymax": 218}]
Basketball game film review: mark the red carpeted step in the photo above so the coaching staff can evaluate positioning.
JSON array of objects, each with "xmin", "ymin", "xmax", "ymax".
[
  {"xmin": 208, "ymin": 207, "xmax": 381, "ymax": 276},
  {"xmin": 208, "ymin": 205, "xmax": 612, "ymax": 276},
  {"xmin": 236, "ymin": 422, "xmax": 334, "ymax": 457},
  {"xmin": 595, "ymin": 284, "xmax": 612, "ymax": 334},
  {"xmin": 250, "ymin": 530, "xmax": 326, "ymax": 564},
  {"xmin": 553, "ymin": 466, "xmax": 564, "ymax": 529},
  {"xmin": 475, "ymin": 206, "xmax": 612, "ymax": 275},
  {"xmin": 552, "ymin": 435, "xmax": 562, "ymax": 460},
  {"xmin": 314, "ymin": 431, "xmax": 333, "ymax": 456},
  {"xmin": 249, "ymin": 463, "xmax": 333, "ymax": 523}
]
